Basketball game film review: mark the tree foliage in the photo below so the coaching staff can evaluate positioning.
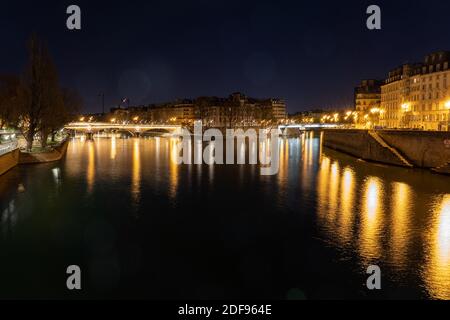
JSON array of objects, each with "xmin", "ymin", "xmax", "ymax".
[{"xmin": 0, "ymin": 75, "xmax": 20, "ymax": 130}]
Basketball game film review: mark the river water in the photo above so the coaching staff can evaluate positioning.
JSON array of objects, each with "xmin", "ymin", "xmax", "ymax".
[{"xmin": 0, "ymin": 132, "xmax": 449, "ymax": 299}]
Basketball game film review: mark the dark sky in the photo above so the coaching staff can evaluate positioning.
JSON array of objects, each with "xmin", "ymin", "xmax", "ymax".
[{"xmin": 2, "ymin": 0, "xmax": 450, "ymax": 113}]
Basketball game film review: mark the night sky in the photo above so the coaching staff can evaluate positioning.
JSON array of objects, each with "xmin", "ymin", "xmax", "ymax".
[{"xmin": 2, "ymin": 0, "xmax": 450, "ymax": 113}]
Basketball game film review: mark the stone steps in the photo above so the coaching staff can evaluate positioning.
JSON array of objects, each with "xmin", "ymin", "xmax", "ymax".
[{"xmin": 368, "ymin": 131, "xmax": 414, "ymax": 168}]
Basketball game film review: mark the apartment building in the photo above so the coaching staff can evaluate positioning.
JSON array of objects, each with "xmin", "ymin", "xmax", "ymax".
[{"xmin": 380, "ymin": 51, "xmax": 450, "ymax": 131}]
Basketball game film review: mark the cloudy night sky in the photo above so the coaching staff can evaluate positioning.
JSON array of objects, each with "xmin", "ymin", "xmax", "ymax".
[{"xmin": 1, "ymin": 0, "xmax": 450, "ymax": 113}]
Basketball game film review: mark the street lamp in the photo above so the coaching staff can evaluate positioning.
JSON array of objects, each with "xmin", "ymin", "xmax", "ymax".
[
  {"xmin": 98, "ymin": 93, "xmax": 105, "ymax": 114},
  {"xmin": 445, "ymin": 100, "xmax": 450, "ymax": 109},
  {"xmin": 401, "ymin": 103, "xmax": 410, "ymax": 112}
]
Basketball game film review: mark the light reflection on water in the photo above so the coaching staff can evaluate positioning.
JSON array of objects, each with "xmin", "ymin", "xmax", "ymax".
[
  {"xmin": 303, "ymin": 134, "xmax": 449, "ymax": 299},
  {"xmin": 390, "ymin": 182, "xmax": 413, "ymax": 269},
  {"xmin": 423, "ymin": 195, "xmax": 450, "ymax": 299},
  {"xmin": 359, "ymin": 176, "xmax": 384, "ymax": 262},
  {"xmin": 86, "ymin": 140, "xmax": 95, "ymax": 194},
  {"xmin": 338, "ymin": 167, "xmax": 355, "ymax": 246},
  {"xmin": 132, "ymin": 138, "xmax": 141, "ymax": 205},
  {"xmin": 0, "ymin": 133, "xmax": 449, "ymax": 299}
]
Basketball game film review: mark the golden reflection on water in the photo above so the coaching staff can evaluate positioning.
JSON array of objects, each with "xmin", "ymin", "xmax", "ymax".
[
  {"xmin": 328, "ymin": 161, "xmax": 340, "ymax": 224},
  {"xmin": 278, "ymin": 139, "xmax": 289, "ymax": 186},
  {"xmin": 338, "ymin": 167, "xmax": 355, "ymax": 245},
  {"xmin": 155, "ymin": 137, "xmax": 161, "ymax": 171},
  {"xmin": 61, "ymin": 136, "xmax": 450, "ymax": 298},
  {"xmin": 300, "ymin": 134, "xmax": 314, "ymax": 192},
  {"xmin": 86, "ymin": 141, "xmax": 95, "ymax": 194},
  {"xmin": 169, "ymin": 138, "xmax": 179, "ymax": 199},
  {"xmin": 307, "ymin": 131, "xmax": 313, "ymax": 166},
  {"xmin": 301, "ymin": 132, "xmax": 313, "ymax": 167},
  {"xmin": 317, "ymin": 156, "xmax": 330, "ymax": 218},
  {"xmin": 131, "ymin": 138, "xmax": 141, "ymax": 204},
  {"xmin": 317, "ymin": 156, "xmax": 356, "ymax": 245},
  {"xmin": 423, "ymin": 195, "xmax": 450, "ymax": 300},
  {"xmin": 359, "ymin": 177, "xmax": 384, "ymax": 262},
  {"xmin": 111, "ymin": 136, "xmax": 117, "ymax": 160},
  {"xmin": 390, "ymin": 182, "xmax": 413, "ymax": 268},
  {"xmin": 305, "ymin": 136, "xmax": 450, "ymax": 298}
]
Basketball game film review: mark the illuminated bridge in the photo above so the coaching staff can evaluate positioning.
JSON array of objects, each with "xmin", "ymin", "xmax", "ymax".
[
  {"xmin": 65, "ymin": 122, "xmax": 183, "ymax": 136},
  {"xmin": 65, "ymin": 122, "xmax": 344, "ymax": 137}
]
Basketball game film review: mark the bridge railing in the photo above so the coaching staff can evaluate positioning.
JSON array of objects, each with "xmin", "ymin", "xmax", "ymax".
[
  {"xmin": 65, "ymin": 122, "xmax": 181, "ymax": 128},
  {"xmin": 278, "ymin": 124, "xmax": 345, "ymax": 129}
]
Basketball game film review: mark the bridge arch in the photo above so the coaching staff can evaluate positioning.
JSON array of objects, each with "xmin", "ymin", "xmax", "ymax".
[{"xmin": 141, "ymin": 128, "xmax": 172, "ymax": 136}]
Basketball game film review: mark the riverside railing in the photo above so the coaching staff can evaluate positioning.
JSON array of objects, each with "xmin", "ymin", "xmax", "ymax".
[{"xmin": 0, "ymin": 140, "xmax": 18, "ymax": 157}]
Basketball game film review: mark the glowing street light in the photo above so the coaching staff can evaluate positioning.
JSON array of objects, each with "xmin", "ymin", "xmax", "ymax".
[{"xmin": 445, "ymin": 100, "xmax": 450, "ymax": 109}]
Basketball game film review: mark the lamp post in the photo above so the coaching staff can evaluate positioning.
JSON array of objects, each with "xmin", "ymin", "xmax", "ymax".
[{"xmin": 99, "ymin": 93, "xmax": 105, "ymax": 114}]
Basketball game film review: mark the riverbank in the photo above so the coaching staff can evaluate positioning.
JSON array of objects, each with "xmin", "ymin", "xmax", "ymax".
[
  {"xmin": 0, "ymin": 148, "xmax": 20, "ymax": 176},
  {"xmin": 0, "ymin": 139, "xmax": 69, "ymax": 176},
  {"xmin": 19, "ymin": 139, "xmax": 70, "ymax": 164},
  {"xmin": 322, "ymin": 129, "xmax": 450, "ymax": 174}
]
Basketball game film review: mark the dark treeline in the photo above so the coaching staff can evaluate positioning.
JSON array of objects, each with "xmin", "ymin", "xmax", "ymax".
[{"xmin": 0, "ymin": 34, "xmax": 82, "ymax": 151}]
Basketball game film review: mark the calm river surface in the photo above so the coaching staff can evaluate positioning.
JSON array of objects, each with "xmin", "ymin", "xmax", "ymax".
[{"xmin": 0, "ymin": 132, "xmax": 449, "ymax": 299}]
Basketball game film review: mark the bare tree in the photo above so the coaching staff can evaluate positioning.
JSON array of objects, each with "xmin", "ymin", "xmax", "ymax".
[
  {"xmin": 54, "ymin": 88, "xmax": 83, "ymax": 140},
  {"xmin": 17, "ymin": 35, "xmax": 64, "ymax": 150},
  {"xmin": 39, "ymin": 88, "xmax": 82, "ymax": 145},
  {"xmin": 0, "ymin": 75, "xmax": 20, "ymax": 130}
]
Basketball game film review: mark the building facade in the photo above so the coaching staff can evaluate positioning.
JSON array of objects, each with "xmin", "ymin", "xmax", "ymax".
[
  {"xmin": 102, "ymin": 93, "xmax": 287, "ymax": 128},
  {"xmin": 355, "ymin": 79, "xmax": 382, "ymax": 113},
  {"xmin": 193, "ymin": 93, "xmax": 287, "ymax": 127},
  {"xmin": 380, "ymin": 51, "xmax": 450, "ymax": 131}
]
